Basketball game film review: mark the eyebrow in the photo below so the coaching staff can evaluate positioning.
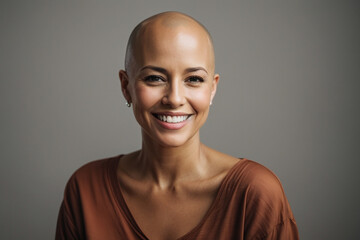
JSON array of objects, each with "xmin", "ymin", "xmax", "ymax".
[
  {"xmin": 140, "ymin": 65, "xmax": 167, "ymax": 74},
  {"xmin": 185, "ymin": 67, "xmax": 208, "ymax": 74},
  {"xmin": 139, "ymin": 65, "xmax": 208, "ymax": 74}
]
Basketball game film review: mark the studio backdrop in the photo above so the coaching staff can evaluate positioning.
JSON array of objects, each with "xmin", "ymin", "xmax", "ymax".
[{"xmin": 1, "ymin": 1, "xmax": 359, "ymax": 239}]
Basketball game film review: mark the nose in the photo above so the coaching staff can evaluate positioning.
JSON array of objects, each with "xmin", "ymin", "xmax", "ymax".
[{"xmin": 162, "ymin": 80, "xmax": 185, "ymax": 108}]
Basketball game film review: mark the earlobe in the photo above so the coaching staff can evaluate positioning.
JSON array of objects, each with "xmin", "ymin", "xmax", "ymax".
[{"xmin": 119, "ymin": 70, "xmax": 131, "ymax": 103}]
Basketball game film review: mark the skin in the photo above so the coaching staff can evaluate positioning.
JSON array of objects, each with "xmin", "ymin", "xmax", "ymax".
[{"xmin": 118, "ymin": 12, "xmax": 239, "ymax": 240}]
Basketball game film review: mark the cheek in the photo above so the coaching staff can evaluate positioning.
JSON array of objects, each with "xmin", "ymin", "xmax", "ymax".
[
  {"xmin": 188, "ymin": 87, "xmax": 212, "ymax": 111},
  {"xmin": 134, "ymin": 85, "xmax": 161, "ymax": 109},
  {"xmin": 131, "ymin": 85, "xmax": 161, "ymax": 127}
]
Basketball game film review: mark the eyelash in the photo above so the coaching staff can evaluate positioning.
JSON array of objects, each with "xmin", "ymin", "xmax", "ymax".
[
  {"xmin": 186, "ymin": 76, "xmax": 204, "ymax": 83},
  {"xmin": 143, "ymin": 75, "xmax": 205, "ymax": 84},
  {"xmin": 144, "ymin": 75, "xmax": 164, "ymax": 82}
]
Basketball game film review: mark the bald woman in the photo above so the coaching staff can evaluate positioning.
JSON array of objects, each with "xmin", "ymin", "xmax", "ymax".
[{"xmin": 56, "ymin": 12, "xmax": 299, "ymax": 240}]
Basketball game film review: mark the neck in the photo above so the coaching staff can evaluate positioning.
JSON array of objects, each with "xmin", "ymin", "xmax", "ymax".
[{"xmin": 136, "ymin": 131, "xmax": 207, "ymax": 189}]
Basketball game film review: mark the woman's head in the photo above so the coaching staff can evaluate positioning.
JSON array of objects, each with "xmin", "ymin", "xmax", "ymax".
[{"xmin": 120, "ymin": 12, "xmax": 219, "ymax": 147}]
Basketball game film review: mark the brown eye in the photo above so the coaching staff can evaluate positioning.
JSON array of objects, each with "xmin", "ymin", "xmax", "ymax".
[
  {"xmin": 187, "ymin": 76, "xmax": 204, "ymax": 83},
  {"xmin": 144, "ymin": 75, "xmax": 164, "ymax": 82}
]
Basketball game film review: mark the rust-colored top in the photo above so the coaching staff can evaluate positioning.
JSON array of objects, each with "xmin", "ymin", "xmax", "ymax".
[{"xmin": 56, "ymin": 155, "xmax": 299, "ymax": 240}]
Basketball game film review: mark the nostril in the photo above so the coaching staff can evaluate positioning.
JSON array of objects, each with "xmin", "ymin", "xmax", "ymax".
[{"xmin": 162, "ymin": 88, "xmax": 185, "ymax": 107}]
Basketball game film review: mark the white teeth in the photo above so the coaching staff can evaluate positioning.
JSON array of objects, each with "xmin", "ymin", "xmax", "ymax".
[{"xmin": 156, "ymin": 114, "xmax": 189, "ymax": 123}]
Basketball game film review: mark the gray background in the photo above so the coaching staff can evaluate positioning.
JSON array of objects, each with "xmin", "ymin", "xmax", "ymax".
[{"xmin": 1, "ymin": 0, "xmax": 359, "ymax": 239}]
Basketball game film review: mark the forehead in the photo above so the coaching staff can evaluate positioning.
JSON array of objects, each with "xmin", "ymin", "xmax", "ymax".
[{"xmin": 132, "ymin": 22, "xmax": 214, "ymax": 70}]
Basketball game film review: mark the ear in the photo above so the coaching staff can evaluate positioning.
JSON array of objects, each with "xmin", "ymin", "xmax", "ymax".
[
  {"xmin": 210, "ymin": 73, "xmax": 219, "ymax": 104},
  {"xmin": 119, "ymin": 70, "xmax": 132, "ymax": 103}
]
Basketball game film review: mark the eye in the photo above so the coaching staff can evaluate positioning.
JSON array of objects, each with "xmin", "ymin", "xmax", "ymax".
[
  {"xmin": 143, "ymin": 75, "xmax": 166, "ymax": 86},
  {"xmin": 144, "ymin": 75, "xmax": 164, "ymax": 82},
  {"xmin": 186, "ymin": 76, "xmax": 205, "ymax": 84}
]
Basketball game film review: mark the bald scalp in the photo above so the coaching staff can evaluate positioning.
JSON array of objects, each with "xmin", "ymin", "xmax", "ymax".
[{"xmin": 124, "ymin": 11, "xmax": 214, "ymax": 73}]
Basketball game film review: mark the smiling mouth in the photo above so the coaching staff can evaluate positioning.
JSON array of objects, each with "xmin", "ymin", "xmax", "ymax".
[{"xmin": 153, "ymin": 114, "xmax": 192, "ymax": 123}]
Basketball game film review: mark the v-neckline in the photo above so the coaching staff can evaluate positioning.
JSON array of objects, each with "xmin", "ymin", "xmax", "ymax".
[{"xmin": 107, "ymin": 155, "xmax": 245, "ymax": 240}]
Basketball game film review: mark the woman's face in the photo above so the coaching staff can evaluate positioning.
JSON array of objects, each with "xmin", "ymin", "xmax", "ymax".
[{"xmin": 121, "ymin": 24, "xmax": 219, "ymax": 147}]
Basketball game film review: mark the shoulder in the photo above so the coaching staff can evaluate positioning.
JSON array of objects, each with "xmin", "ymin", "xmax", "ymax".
[
  {"xmin": 235, "ymin": 159, "xmax": 284, "ymax": 195},
  {"xmin": 228, "ymin": 159, "xmax": 297, "ymax": 238},
  {"xmin": 63, "ymin": 155, "xmax": 121, "ymax": 196},
  {"xmin": 216, "ymin": 159, "xmax": 298, "ymax": 239},
  {"xmin": 73, "ymin": 155, "xmax": 121, "ymax": 179},
  {"xmin": 203, "ymin": 146, "xmax": 285, "ymax": 200},
  {"xmin": 229, "ymin": 159, "xmax": 289, "ymax": 208},
  {"xmin": 222, "ymin": 159, "xmax": 294, "ymax": 220},
  {"xmin": 57, "ymin": 155, "xmax": 123, "ymax": 239}
]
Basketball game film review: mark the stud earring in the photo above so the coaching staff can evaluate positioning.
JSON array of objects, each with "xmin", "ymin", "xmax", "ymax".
[{"xmin": 126, "ymin": 101, "xmax": 132, "ymax": 107}]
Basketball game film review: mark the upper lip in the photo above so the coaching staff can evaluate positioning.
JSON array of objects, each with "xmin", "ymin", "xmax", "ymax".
[{"xmin": 152, "ymin": 111, "xmax": 193, "ymax": 116}]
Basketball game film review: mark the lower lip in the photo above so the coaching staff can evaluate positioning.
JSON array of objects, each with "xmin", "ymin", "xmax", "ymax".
[{"xmin": 154, "ymin": 116, "xmax": 190, "ymax": 130}]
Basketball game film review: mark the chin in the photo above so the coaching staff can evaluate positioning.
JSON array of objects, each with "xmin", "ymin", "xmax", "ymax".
[
  {"xmin": 141, "ymin": 127, "xmax": 197, "ymax": 148},
  {"xmin": 155, "ymin": 133, "xmax": 192, "ymax": 148}
]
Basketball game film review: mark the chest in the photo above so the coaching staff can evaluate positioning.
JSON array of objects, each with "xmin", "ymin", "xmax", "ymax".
[{"xmin": 122, "ymin": 187, "xmax": 217, "ymax": 240}]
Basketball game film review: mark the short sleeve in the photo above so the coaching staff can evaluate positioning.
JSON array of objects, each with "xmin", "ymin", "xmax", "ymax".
[
  {"xmin": 55, "ymin": 175, "xmax": 85, "ymax": 240},
  {"xmin": 240, "ymin": 161, "xmax": 299, "ymax": 240},
  {"xmin": 262, "ymin": 218, "xmax": 299, "ymax": 240}
]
